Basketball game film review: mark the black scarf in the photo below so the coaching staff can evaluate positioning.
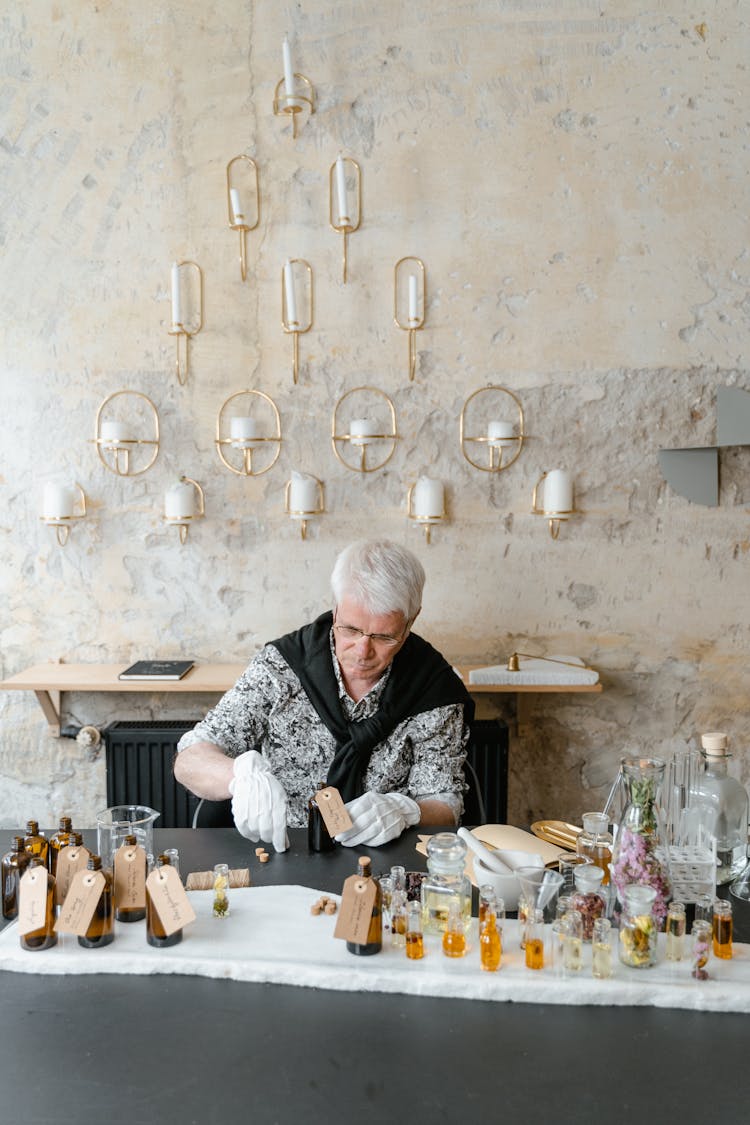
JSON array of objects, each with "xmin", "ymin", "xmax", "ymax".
[{"xmin": 272, "ymin": 611, "xmax": 474, "ymax": 802}]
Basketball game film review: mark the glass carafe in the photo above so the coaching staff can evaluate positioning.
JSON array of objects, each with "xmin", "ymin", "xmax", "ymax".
[
  {"xmin": 691, "ymin": 733, "xmax": 749, "ymax": 884},
  {"xmin": 610, "ymin": 758, "xmax": 672, "ymax": 926}
]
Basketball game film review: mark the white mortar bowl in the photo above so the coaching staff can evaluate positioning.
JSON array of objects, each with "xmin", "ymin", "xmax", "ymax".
[{"xmin": 472, "ymin": 852, "xmax": 545, "ymax": 912}]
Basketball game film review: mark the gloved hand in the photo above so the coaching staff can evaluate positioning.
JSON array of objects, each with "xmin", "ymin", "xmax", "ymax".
[
  {"xmin": 229, "ymin": 750, "xmax": 289, "ymax": 853},
  {"xmin": 334, "ymin": 791, "xmax": 421, "ymax": 848}
]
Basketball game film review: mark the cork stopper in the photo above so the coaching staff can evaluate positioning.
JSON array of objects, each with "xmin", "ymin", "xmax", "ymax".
[
  {"xmin": 358, "ymin": 856, "xmax": 371, "ymax": 871},
  {"xmin": 701, "ymin": 732, "xmax": 729, "ymax": 757}
]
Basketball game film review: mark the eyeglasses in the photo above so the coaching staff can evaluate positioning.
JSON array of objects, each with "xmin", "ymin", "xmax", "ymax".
[{"xmin": 333, "ymin": 617, "xmax": 411, "ymax": 648}]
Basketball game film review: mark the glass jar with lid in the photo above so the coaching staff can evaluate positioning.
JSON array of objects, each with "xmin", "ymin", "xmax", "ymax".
[
  {"xmin": 570, "ymin": 864, "xmax": 606, "ymax": 941},
  {"xmin": 576, "ymin": 812, "xmax": 613, "ymax": 884},
  {"xmin": 420, "ymin": 832, "xmax": 471, "ymax": 935},
  {"xmin": 618, "ymin": 883, "xmax": 658, "ymax": 969},
  {"xmin": 691, "ymin": 732, "xmax": 749, "ymax": 884}
]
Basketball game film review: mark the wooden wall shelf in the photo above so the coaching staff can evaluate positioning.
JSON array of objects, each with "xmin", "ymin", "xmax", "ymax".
[{"xmin": 0, "ymin": 662, "xmax": 602, "ymax": 736}]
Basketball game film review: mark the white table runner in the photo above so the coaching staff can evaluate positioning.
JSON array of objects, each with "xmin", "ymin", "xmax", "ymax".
[{"xmin": 1, "ymin": 885, "xmax": 748, "ymax": 1013}]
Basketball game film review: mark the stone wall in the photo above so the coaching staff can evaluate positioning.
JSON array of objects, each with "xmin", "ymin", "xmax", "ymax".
[{"xmin": 1, "ymin": 1, "xmax": 748, "ymax": 829}]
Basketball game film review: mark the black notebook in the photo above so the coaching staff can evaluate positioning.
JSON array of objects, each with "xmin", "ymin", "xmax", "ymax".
[{"xmin": 118, "ymin": 660, "xmax": 195, "ymax": 681}]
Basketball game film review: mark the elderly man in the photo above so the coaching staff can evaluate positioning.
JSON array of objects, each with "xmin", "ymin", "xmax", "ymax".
[{"xmin": 174, "ymin": 540, "xmax": 473, "ymax": 851}]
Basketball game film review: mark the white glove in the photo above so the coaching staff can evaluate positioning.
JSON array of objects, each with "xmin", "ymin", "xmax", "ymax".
[
  {"xmin": 229, "ymin": 750, "xmax": 289, "ymax": 853},
  {"xmin": 334, "ymin": 791, "xmax": 421, "ymax": 848}
]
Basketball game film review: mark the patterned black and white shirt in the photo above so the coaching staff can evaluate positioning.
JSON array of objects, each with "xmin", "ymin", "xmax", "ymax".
[{"xmin": 177, "ymin": 633, "xmax": 469, "ymax": 827}]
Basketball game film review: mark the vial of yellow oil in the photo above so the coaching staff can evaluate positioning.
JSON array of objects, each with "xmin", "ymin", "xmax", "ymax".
[
  {"xmin": 405, "ymin": 902, "xmax": 424, "ymax": 961},
  {"xmin": 442, "ymin": 900, "xmax": 467, "ymax": 958},
  {"xmin": 524, "ymin": 909, "xmax": 544, "ymax": 970},
  {"xmin": 480, "ymin": 909, "xmax": 502, "ymax": 972}
]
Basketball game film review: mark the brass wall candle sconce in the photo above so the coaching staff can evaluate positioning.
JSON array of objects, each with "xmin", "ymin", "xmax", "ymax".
[
  {"xmin": 226, "ymin": 156, "xmax": 260, "ymax": 282},
  {"xmin": 531, "ymin": 469, "xmax": 577, "ymax": 539},
  {"xmin": 215, "ymin": 389, "xmax": 282, "ymax": 477},
  {"xmin": 164, "ymin": 477, "xmax": 205, "ymax": 544},
  {"xmin": 41, "ymin": 483, "xmax": 87, "ymax": 546},
  {"xmin": 331, "ymin": 387, "xmax": 398, "ymax": 473},
  {"xmin": 407, "ymin": 477, "xmax": 447, "ymax": 545},
  {"xmin": 94, "ymin": 391, "xmax": 160, "ymax": 477},
  {"xmin": 168, "ymin": 260, "xmax": 203, "ymax": 385},
  {"xmin": 394, "ymin": 256, "xmax": 425, "ymax": 382},
  {"xmin": 285, "ymin": 471, "xmax": 325, "ymax": 540},
  {"xmin": 459, "ymin": 386, "xmax": 526, "ymax": 472},
  {"xmin": 282, "ymin": 258, "xmax": 313, "ymax": 384},
  {"xmin": 329, "ymin": 156, "xmax": 361, "ymax": 283},
  {"xmin": 274, "ymin": 35, "xmax": 315, "ymax": 139}
]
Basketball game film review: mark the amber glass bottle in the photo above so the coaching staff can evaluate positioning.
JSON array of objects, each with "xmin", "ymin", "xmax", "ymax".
[
  {"xmin": 115, "ymin": 833, "xmax": 147, "ymax": 922},
  {"xmin": 146, "ymin": 854, "xmax": 183, "ymax": 948},
  {"xmin": 24, "ymin": 820, "xmax": 49, "ymax": 868},
  {"xmin": 78, "ymin": 855, "xmax": 114, "ymax": 948},
  {"xmin": 48, "ymin": 816, "xmax": 74, "ymax": 877},
  {"xmin": 19, "ymin": 857, "xmax": 58, "ymax": 951},
  {"xmin": 307, "ymin": 782, "xmax": 335, "ymax": 853},
  {"xmin": 2, "ymin": 836, "xmax": 31, "ymax": 920},
  {"xmin": 346, "ymin": 856, "xmax": 382, "ymax": 957}
]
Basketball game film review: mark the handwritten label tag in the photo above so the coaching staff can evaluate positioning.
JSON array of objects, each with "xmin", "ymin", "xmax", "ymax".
[
  {"xmin": 18, "ymin": 867, "xmax": 49, "ymax": 937},
  {"xmin": 333, "ymin": 874, "xmax": 377, "ymax": 944},
  {"xmin": 55, "ymin": 845, "xmax": 91, "ymax": 906},
  {"xmin": 114, "ymin": 843, "xmax": 147, "ymax": 909},
  {"xmin": 146, "ymin": 866, "xmax": 196, "ymax": 936},
  {"xmin": 56, "ymin": 870, "xmax": 106, "ymax": 936},
  {"xmin": 314, "ymin": 786, "xmax": 353, "ymax": 836}
]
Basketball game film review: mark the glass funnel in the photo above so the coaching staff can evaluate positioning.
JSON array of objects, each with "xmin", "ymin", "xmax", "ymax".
[
  {"xmin": 516, "ymin": 865, "xmax": 564, "ymax": 923},
  {"xmin": 96, "ymin": 805, "xmax": 160, "ymax": 871}
]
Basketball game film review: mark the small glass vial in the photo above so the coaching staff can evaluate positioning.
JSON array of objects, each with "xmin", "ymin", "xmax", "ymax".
[
  {"xmin": 576, "ymin": 812, "xmax": 613, "ymax": 884},
  {"xmin": 115, "ymin": 834, "xmax": 147, "ymax": 923},
  {"xmin": 405, "ymin": 902, "xmax": 424, "ymax": 960},
  {"xmin": 478, "ymin": 884, "xmax": 497, "ymax": 929},
  {"xmin": 24, "ymin": 820, "xmax": 49, "ymax": 868},
  {"xmin": 524, "ymin": 909, "xmax": 544, "ymax": 970},
  {"xmin": 563, "ymin": 909, "xmax": 583, "ymax": 973},
  {"xmin": 2, "ymin": 836, "xmax": 30, "ymax": 921},
  {"xmin": 390, "ymin": 866, "xmax": 407, "ymax": 949},
  {"xmin": 618, "ymin": 884, "xmax": 658, "ymax": 969},
  {"xmin": 213, "ymin": 863, "xmax": 230, "ymax": 917},
  {"xmin": 19, "ymin": 857, "xmax": 57, "ymax": 951},
  {"xmin": 442, "ymin": 899, "xmax": 467, "ymax": 958},
  {"xmin": 550, "ymin": 918, "xmax": 568, "ymax": 977},
  {"xmin": 665, "ymin": 901, "xmax": 686, "ymax": 962},
  {"xmin": 570, "ymin": 864, "xmax": 606, "ymax": 941},
  {"xmin": 694, "ymin": 893, "xmax": 714, "ymax": 925},
  {"xmin": 518, "ymin": 893, "xmax": 530, "ymax": 949},
  {"xmin": 420, "ymin": 832, "xmax": 471, "ymax": 935},
  {"xmin": 346, "ymin": 856, "xmax": 382, "ymax": 957},
  {"xmin": 163, "ymin": 848, "xmax": 181, "ymax": 880},
  {"xmin": 147, "ymin": 853, "xmax": 183, "ymax": 948},
  {"xmin": 307, "ymin": 782, "xmax": 335, "ymax": 853},
  {"xmin": 48, "ymin": 816, "xmax": 74, "ymax": 877},
  {"xmin": 691, "ymin": 919, "xmax": 711, "ymax": 980},
  {"xmin": 78, "ymin": 855, "xmax": 114, "ymax": 949},
  {"xmin": 480, "ymin": 908, "xmax": 502, "ymax": 972},
  {"xmin": 591, "ymin": 917, "xmax": 613, "ymax": 979},
  {"xmin": 712, "ymin": 900, "xmax": 733, "ymax": 960}
]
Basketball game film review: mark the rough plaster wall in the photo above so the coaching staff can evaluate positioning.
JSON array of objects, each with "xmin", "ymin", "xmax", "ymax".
[{"xmin": 1, "ymin": 1, "xmax": 748, "ymax": 829}]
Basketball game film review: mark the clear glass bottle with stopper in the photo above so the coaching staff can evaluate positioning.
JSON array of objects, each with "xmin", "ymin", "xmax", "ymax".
[
  {"xmin": 576, "ymin": 812, "xmax": 613, "ymax": 884},
  {"xmin": 420, "ymin": 832, "xmax": 471, "ymax": 935},
  {"xmin": 691, "ymin": 732, "xmax": 749, "ymax": 884},
  {"xmin": 570, "ymin": 864, "xmax": 606, "ymax": 941}
]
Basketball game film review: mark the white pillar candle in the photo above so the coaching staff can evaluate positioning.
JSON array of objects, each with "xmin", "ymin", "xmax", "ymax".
[
  {"xmin": 229, "ymin": 187, "xmax": 244, "ymax": 225},
  {"xmin": 100, "ymin": 420, "xmax": 132, "ymax": 448},
  {"xmin": 543, "ymin": 469, "xmax": 574, "ymax": 513},
  {"xmin": 289, "ymin": 471, "xmax": 319, "ymax": 514},
  {"xmin": 282, "ymin": 36, "xmax": 295, "ymax": 97},
  {"xmin": 284, "ymin": 259, "xmax": 298, "ymax": 325},
  {"xmin": 487, "ymin": 420, "xmax": 516, "ymax": 447},
  {"xmin": 43, "ymin": 483, "xmax": 75, "ymax": 519},
  {"xmin": 335, "ymin": 155, "xmax": 348, "ymax": 225},
  {"xmin": 164, "ymin": 481, "xmax": 196, "ymax": 520},
  {"xmin": 408, "ymin": 274, "xmax": 419, "ymax": 324},
  {"xmin": 230, "ymin": 417, "xmax": 262, "ymax": 447},
  {"xmin": 170, "ymin": 262, "xmax": 182, "ymax": 326},
  {"xmin": 412, "ymin": 477, "xmax": 444, "ymax": 519},
  {"xmin": 349, "ymin": 418, "xmax": 378, "ymax": 445}
]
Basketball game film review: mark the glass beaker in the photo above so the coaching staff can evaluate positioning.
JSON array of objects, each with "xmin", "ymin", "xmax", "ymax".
[
  {"xmin": 96, "ymin": 805, "xmax": 160, "ymax": 871},
  {"xmin": 516, "ymin": 865, "xmax": 564, "ymax": 924}
]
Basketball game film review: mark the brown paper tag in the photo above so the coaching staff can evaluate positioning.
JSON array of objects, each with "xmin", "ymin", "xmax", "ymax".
[
  {"xmin": 333, "ymin": 874, "xmax": 377, "ymax": 943},
  {"xmin": 314, "ymin": 786, "xmax": 353, "ymax": 836},
  {"xmin": 56, "ymin": 869, "xmax": 106, "ymax": 936},
  {"xmin": 55, "ymin": 845, "xmax": 91, "ymax": 906},
  {"xmin": 146, "ymin": 865, "xmax": 196, "ymax": 936},
  {"xmin": 114, "ymin": 843, "xmax": 147, "ymax": 909},
  {"xmin": 18, "ymin": 867, "xmax": 49, "ymax": 937}
]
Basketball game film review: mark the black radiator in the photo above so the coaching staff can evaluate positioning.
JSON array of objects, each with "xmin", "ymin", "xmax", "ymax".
[{"xmin": 104, "ymin": 716, "xmax": 509, "ymax": 830}]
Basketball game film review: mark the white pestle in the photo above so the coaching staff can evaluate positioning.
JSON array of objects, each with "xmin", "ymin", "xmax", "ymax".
[{"xmin": 457, "ymin": 827, "xmax": 514, "ymax": 875}]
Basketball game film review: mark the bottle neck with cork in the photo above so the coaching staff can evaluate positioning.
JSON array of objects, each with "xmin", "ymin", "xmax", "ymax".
[{"xmin": 346, "ymin": 855, "xmax": 382, "ymax": 956}]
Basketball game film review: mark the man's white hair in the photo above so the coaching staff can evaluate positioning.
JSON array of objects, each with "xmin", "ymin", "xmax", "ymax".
[{"xmin": 330, "ymin": 540, "xmax": 425, "ymax": 621}]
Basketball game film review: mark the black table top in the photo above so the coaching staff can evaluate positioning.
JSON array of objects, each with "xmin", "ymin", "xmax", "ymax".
[{"xmin": 1, "ymin": 827, "xmax": 748, "ymax": 1125}]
